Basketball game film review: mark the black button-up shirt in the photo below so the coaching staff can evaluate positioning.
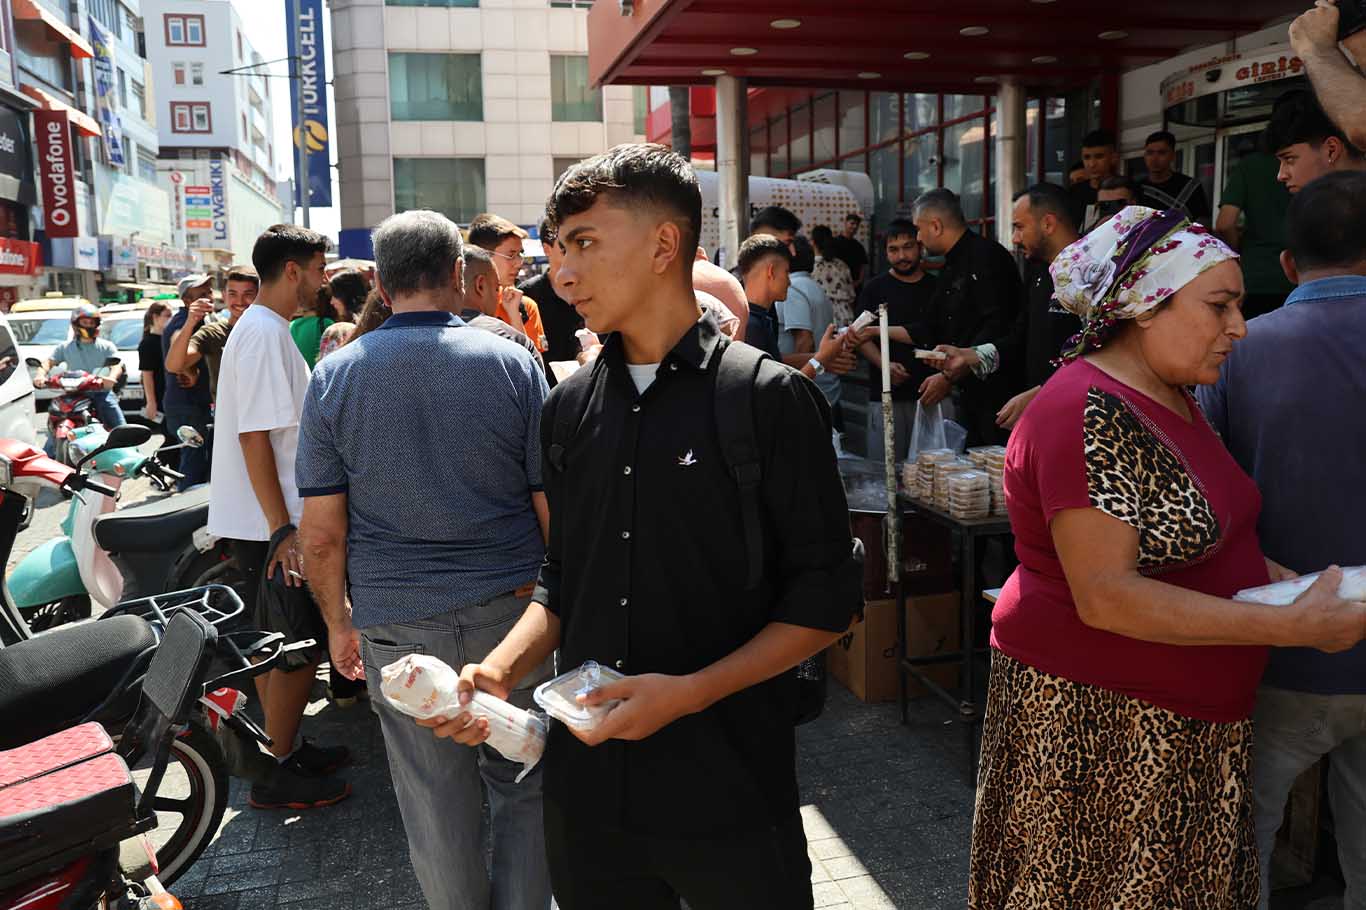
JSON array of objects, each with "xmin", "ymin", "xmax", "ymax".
[
  {"xmin": 532, "ymin": 313, "xmax": 862, "ymax": 836},
  {"xmin": 930, "ymin": 229, "xmax": 1025, "ymax": 445},
  {"xmin": 991, "ymin": 260, "xmax": 1081, "ymax": 390}
]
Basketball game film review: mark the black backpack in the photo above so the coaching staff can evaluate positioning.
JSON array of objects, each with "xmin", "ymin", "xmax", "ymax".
[{"xmin": 546, "ymin": 337, "xmax": 830, "ymax": 724}]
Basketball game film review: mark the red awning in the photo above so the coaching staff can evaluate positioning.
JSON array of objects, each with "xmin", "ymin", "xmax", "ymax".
[
  {"xmin": 12, "ymin": 0, "xmax": 94, "ymax": 59},
  {"xmin": 20, "ymin": 83, "xmax": 102, "ymax": 139},
  {"xmin": 588, "ymin": 0, "xmax": 1304, "ymax": 93}
]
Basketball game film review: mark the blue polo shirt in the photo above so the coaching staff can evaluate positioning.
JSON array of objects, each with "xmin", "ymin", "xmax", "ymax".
[
  {"xmin": 296, "ymin": 309, "xmax": 549, "ymax": 629},
  {"xmin": 1197, "ymin": 275, "xmax": 1366, "ymax": 694}
]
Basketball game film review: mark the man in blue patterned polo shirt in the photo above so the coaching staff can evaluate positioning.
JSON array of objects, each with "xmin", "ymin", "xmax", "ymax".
[{"xmin": 297, "ymin": 209, "xmax": 552, "ymax": 910}]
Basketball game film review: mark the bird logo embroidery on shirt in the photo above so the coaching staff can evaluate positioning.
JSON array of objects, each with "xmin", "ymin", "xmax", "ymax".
[{"xmin": 677, "ymin": 450, "xmax": 698, "ymax": 467}]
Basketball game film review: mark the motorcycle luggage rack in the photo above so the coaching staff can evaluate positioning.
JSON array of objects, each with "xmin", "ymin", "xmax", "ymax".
[{"xmin": 102, "ymin": 583, "xmax": 244, "ymax": 630}]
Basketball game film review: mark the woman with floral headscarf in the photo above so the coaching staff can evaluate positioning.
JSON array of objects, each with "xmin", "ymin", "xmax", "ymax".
[{"xmin": 969, "ymin": 207, "xmax": 1366, "ymax": 909}]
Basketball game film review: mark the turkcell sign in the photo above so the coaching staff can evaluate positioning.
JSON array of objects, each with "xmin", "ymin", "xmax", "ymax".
[
  {"xmin": 286, "ymin": 0, "xmax": 332, "ymax": 207},
  {"xmin": 209, "ymin": 158, "xmax": 229, "ymax": 242},
  {"xmin": 88, "ymin": 15, "xmax": 125, "ymax": 168},
  {"xmin": 34, "ymin": 110, "xmax": 78, "ymax": 238}
]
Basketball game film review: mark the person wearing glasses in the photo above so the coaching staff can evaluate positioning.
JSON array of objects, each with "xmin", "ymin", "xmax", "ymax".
[{"xmin": 468, "ymin": 213, "xmax": 549, "ymax": 352}]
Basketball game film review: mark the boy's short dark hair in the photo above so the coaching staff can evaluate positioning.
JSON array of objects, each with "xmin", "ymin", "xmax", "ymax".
[
  {"xmin": 548, "ymin": 143, "xmax": 702, "ymax": 259},
  {"xmin": 1286, "ymin": 170, "xmax": 1366, "ymax": 271},
  {"xmin": 1145, "ymin": 130, "xmax": 1177, "ymax": 149},
  {"xmin": 1267, "ymin": 89, "xmax": 1362, "ymax": 158},
  {"xmin": 790, "ymin": 234, "xmax": 816, "ymax": 273},
  {"xmin": 1100, "ymin": 175, "xmax": 1141, "ymax": 196},
  {"xmin": 844, "ymin": 212, "xmax": 862, "ymax": 226},
  {"xmin": 537, "ymin": 215, "xmax": 557, "ymax": 246},
  {"xmin": 252, "ymin": 224, "xmax": 331, "ymax": 283},
  {"xmin": 467, "ymin": 213, "xmax": 528, "ymax": 251},
  {"xmin": 736, "ymin": 233, "xmax": 791, "ymax": 279},
  {"xmin": 1013, "ymin": 183, "xmax": 1077, "ymax": 231},
  {"xmin": 462, "ymin": 247, "xmax": 497, "ymax": 284},
  {"xmin": 750, "ymin": 205, "xmax": 802, "ymax": 236},
  {"xmin": 1082, "ymin": 129, "xmax": 1117, "ymax": 150},
  {"xmin": 885, "ymin": 218, "xmax": 918, "ymax": 242},
  {"xmin": 224, "ymin": 265, "xmax": 260, "ymax": 288}
]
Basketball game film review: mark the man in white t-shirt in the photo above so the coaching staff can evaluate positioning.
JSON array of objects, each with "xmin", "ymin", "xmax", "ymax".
[{"xmin": 208, "ymin": 223, "xmax": 351, "ymax": 810}]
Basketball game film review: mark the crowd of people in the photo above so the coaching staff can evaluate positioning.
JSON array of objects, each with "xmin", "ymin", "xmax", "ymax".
[{"xmin": 82, "ymin": 6, "xmax": 1366, "ymax": 904}]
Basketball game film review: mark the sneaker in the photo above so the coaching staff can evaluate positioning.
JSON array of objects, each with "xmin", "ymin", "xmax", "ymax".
[
  {"xmin": 249, "ymin": 766, "xmax": 351, "ymax": 810},
  {"xmin": 327, "ymin": 685, "xmax": 359, "ymax": 709},
  {"xmin": 283, "ymin": 739, "xmax": 352, "ymax": 777}
]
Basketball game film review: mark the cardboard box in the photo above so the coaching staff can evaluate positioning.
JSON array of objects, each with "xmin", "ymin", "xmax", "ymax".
[{"xmin": 827, "ymin": 593, "xmax": 960, "ymax": 703}]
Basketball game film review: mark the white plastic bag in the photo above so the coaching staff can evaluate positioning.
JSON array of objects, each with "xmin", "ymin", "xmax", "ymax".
[
  {"xmin": 380, "ymin": 654, "xmax": 546, "ymax": 782},
  {"xmin": 942, "ymin": 419, "xmax": 968, "ymax": 454},
  {"xmin": 907, "ymin": 401, "xmax": 947, "ymax": 462}
]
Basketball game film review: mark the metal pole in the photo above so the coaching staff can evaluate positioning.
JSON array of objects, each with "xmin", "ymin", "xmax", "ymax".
[
  {"xmin": 714, "ymin": 75, "xmax": 748, "ymax": 269},
  {"xmin": 994, "ymin": 77, "xmax": 1026, "ymax": 239},
  {"xmin": 880, "ymin": 304, "xmax": 899, "ymax": 586},
  {"xmin": 293, "ymin": 0, "xmax": 310, "ymax": 228}
]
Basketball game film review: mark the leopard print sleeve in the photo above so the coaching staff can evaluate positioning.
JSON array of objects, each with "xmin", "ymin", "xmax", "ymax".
[{"xmin": 1083, "ymin": 388, "xmax": 1221, "ymax": 569}]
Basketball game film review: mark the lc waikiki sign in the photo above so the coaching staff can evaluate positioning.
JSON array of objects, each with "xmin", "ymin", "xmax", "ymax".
[
  {"xmin": 208, "ymin": 158, "xmax": 229, "ymax": 243},
  {"xmin": 35, "ymin": 110, "xmax": 78, "ymax": 239},
  {"xmin": 286, "ymin": 0, "xmax": 331, "ymax": 207}
]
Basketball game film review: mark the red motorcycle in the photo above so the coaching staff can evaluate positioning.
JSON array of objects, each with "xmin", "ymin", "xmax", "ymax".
[{"xmin": 26, "ymin": 355, "xmax": 123, "ymax": 466}]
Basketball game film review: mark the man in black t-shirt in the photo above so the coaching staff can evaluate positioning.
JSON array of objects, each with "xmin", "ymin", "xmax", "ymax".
[
  {"xmin": 1138, "ymin": 130, "xmax": 1212, "ymax": 225},
  {"xmin": 853, "ymin": 218, "xmax": 937, "ymax": 460},
  {"xmin": 831, "ymin": 213, "xmax": 869, "ymax": 287},
  {"xmin": 1068, "ymin": 129, "xmax": 1121, "ymax": 230},
  {"xmin": 518, "ymin": 217, "xmax": 583, "ymax": 378}
]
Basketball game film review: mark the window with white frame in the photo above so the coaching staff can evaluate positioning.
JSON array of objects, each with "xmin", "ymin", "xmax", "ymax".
[
  {"xmin": 191, "ymin": 62, "xmax": 203, "ymax": 85},
  {"xmin": 165, "ymin": 14, "xmax": 204, "ymax": 46},
  {"xmin": 173, "ymin": 62, "xmax": 185, "ymax": 85}
]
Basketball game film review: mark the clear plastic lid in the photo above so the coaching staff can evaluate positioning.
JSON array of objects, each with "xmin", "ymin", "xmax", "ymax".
[{"xmin": 533, "ymin": 660, "xmax": 627, "ymax": 732}]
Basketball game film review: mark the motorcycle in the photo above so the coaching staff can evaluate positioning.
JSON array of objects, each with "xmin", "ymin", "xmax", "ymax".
[
  {"xmin": 7, "ymin": 424, "xmax": 244, "ymax": 633},
  {"xmin": 26, "ymin": 355, "xmax": 123, "ymax": 467},
  {"xmin": 0, "ymin": 596, "xmax": 301, "ymax": 910}
]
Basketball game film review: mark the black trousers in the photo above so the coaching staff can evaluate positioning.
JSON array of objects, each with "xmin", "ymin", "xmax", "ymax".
[{"xmin": 545, "ymin": 799, "xmax": 814, "ymax": 910}]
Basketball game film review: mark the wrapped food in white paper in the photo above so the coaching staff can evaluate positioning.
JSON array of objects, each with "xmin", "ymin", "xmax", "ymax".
[
  {"xmin": 380, "ymin": 654, "xmax": 546, "ymax": 781},
  {"xmin": 1233, "ymin": 566, "xmax": 1366, "ymax": 606}
]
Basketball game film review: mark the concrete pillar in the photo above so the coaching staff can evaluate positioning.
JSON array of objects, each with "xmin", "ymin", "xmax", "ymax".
[
  {"xmin": 714, "ymin": 75, "xmax": 749, "ymax": 270},
  {"xmin": 994, "ymin": 78, "xmax": 1027, "ymax": 240}
]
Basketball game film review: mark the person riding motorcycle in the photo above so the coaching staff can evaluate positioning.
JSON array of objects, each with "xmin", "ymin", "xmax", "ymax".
[{"xmin": 38, "ymin": 304, "xmax": 126, "ymax": 457}]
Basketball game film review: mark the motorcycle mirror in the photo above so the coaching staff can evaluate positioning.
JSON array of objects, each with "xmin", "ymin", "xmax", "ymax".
[
  {"xmin": 75, "ymin": 424, "xmax": 153, "ymax": 471},
  {"xmin": 24, "ymin": 357, "xmax": 41, "ymax": 368},
  {"xmin": 176, "ymin": 425, "xmax": 205, "ymax": 448},
  {"xmin": 103, "ymin": 356, "xmax": 121, "ymax": 367}
]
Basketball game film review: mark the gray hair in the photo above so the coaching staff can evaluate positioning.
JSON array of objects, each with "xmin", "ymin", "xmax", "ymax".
[
  {"xmin": 911, "ymin": 188, "xmax": 966, "ymax": 229},
  {"xmin": 372, "ymin": 210, "xmax": 465, "ymax": 298}
]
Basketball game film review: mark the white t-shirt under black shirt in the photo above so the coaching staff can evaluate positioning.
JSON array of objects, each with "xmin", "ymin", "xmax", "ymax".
[{"xmin": 207, "ymin": 304, "xmax": 310, "ymax": 542}]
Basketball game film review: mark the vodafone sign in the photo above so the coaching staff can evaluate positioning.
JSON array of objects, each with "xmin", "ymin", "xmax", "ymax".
[{"xmin": 35, "ymin": 110, "xmax": 78, "ymax": 239}]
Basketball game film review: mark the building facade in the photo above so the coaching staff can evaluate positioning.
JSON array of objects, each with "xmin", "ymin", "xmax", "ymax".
[
  {"xmin": 330, "ymin": 0, "xmax": 647, "ymax": 258},
  {"xmin": 142, "ymin": 0, "xmax": 287, "ymax": 265}
]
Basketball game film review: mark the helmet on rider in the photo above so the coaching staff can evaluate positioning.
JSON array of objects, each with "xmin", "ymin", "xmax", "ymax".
[{"xmin": 70, "ymin": 303, "xmax": 101, "ymax": 342}]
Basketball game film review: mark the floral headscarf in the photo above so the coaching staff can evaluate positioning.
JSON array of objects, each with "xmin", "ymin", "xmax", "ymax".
[{"xmin": 1050, "ymin": 206, "xmax": 1238, "ymax": 362}]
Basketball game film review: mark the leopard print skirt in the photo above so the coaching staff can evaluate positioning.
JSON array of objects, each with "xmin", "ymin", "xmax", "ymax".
[{"xmin": 969, "ymin": 652, "xmax": 1259, "ymax": 910}]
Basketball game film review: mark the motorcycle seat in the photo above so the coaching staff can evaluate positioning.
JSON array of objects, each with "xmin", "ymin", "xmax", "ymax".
[
  {"xmin": 93, "ymin": 486, "xmax": 210, "ymax": 554},
  {"xmin": 0, "ymin": 615, "xmax": 156, "ymax": 749},
  {"xmin": 0, "ymin": 723, "xmax": 139, "ymax": 889}
]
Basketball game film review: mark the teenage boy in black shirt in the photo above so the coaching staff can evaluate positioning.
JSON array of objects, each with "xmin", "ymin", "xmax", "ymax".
[
  {"xmin": 853, "ymin": 218, "xmax": 937, "ymax": 460},
  {"xmin": 421, "ymin": 143, "xmax": 863, "ymax": 909}
]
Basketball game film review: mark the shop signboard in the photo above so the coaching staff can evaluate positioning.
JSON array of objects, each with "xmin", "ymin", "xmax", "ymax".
[
  {"xmin": 0, "ymin": 237, "xmax": 39, "ymax": 276},
  {"xmin": 74, "ymin": 236, "xmax": 99, "ymax": 271},
  {"xmin": 88, "ymin": 15, "xmax": 125, "ymax": 169},
  {"xmin": 0, "ymin": 105, "xmax": 32, "ymax": 205},
  {"xmin": 208, "ymin": 157, "xmax": 229, "ymax": 243},
  {"xmin": 285, "ymin": 0, "xmax": 332, "ymax": 207},
  {"xmin": 34, "ymin": 109, "xmax": 78, "ymax": 239},
  {"xmin": 185, "ymin": 183, "xmax": 212, "ymax": 230},
  {"xmin": 1161, "ymin": 46, "xmax": 1305, "ymax": 110},
  {"xmin": 112, "ymin": 238, "xmax": 136, "ymax": 269}
]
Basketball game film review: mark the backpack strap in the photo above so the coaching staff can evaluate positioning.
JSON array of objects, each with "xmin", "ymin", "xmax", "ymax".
[
  {"xmin": 546, "ymin": 367, "xmax": 594, "ymax": 473},
  {"xmin": 713, "ymin": 339, "xmax": 769, "ymax": 591}
]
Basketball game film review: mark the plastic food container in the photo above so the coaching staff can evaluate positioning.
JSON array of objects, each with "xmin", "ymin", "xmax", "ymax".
[
  {"xmin": 380, "ymin": 654, "xmax": 547, "ymax": 781},
  {"xmin": 534, "ymin": 661, "xmax": 626, "ymax": 732},
  {"xmin": 1234, "ymin": 565, "xmax": 1366, "ymax": 605}
]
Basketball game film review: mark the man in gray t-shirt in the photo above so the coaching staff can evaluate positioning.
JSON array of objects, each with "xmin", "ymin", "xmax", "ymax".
[{"xmin": 40, "ymin": 304, "xmax": 126, "ymax": 454}]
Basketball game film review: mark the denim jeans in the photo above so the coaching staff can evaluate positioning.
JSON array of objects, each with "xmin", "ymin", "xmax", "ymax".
[
  {"xmin": 163, "ymin": 403, "xmax": 210, "ymax": 489},
  {"xmin": 360, "ymin": 592, "xmax": 554, "ymax": 910},
  {"xmin": 1252, "ymin": 685, "xmax": 1366, "ymax": 910}
]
